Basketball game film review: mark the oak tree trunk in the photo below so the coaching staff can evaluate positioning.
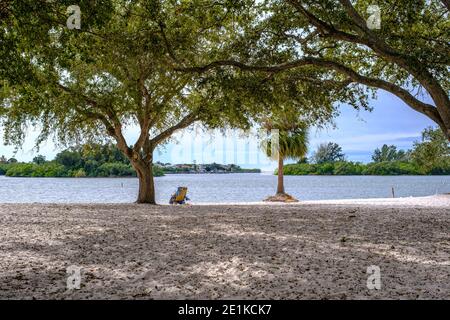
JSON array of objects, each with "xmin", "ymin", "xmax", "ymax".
[
  {"xmin": 416, "ymin": 73, "xmax": 450, "ymax": 141},
  {"xmin": 133, "ymin": 161, "xmax": 156, "ymax": 204}
]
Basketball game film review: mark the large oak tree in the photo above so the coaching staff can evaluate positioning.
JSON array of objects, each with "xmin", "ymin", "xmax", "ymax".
[{"xmin": 0, "ymin": 0, "xmax": 266, "ymax": 203}]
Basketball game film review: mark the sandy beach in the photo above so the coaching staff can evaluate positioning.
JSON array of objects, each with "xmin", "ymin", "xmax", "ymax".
[{"xmin": 0, "ymin": 195, "xmax": 449, "ymax": 299}]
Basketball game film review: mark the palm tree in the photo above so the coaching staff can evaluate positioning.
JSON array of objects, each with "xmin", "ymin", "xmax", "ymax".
[{"xmin": 261, "ymin": 118, "xmax": 308, "ymax": 202}]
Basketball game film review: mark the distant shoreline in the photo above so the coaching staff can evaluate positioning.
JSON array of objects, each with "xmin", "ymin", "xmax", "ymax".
[
  {"xmin": 0, "ymin": 171, "xmax": 264, "ymax": 178},
  {"xmin": 2, "ymin": 173, "xmax": 450, "ymax": 178}
]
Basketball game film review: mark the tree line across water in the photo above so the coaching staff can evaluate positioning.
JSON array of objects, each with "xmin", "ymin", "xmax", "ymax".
[
  {"xmin": 0, "ymin": 144, "xmax": 162, "ymax": 178},
  {"xmin": 0, "ymin": 144, "xmax": 258, "ymax": 177},
  {"xmin": 279, "ymin": 127, "xmax": 450, "ymax": 176},
  {"xmin": 1, "ymin": 127, "xmax": 448, "ymax": 178}
]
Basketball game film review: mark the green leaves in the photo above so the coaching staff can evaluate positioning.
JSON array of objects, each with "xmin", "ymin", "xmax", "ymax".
[
  {"xmin": 372, "ymin": 144, "xmax": 410, "ymax": 163},
  {"xmin": 260, "ymin": 105, "xmax": 309, "ymax": 161},
  {"xmin": 2, "ymin": 0, "xmax": 448, "ymax": 160},
  {"xmin": 313, "ymin": 142, "xmax": 346, "ymax": 164},
  {"xmin": 412, "ymin": 126, "xmax": 450, "ymax": 173}
]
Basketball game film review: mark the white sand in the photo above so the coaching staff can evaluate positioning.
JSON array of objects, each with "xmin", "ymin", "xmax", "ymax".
[
  {"xmin": 194, "ymin": 194, "xmax": 450, "ymax": 207},
  {"xmin": 0, "ymin": 195, "xmax": 449, "ymax": 299}
]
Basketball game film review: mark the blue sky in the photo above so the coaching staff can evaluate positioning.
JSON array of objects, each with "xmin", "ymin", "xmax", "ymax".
[
  {"xmin": 0, "ymin": 90, "xmax": 435, "ymax": 168},
  {"xmin": 308, "ymin": 90, "xmax": 435, "ymax": 163}
]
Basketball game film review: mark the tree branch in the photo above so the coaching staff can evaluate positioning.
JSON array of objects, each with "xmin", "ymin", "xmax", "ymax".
[
  {"xmin": 133, "ymin": 117, "xmax": 151, "ymax": 153},
  {"xmin": 150, "ymin": 112, "xmax": 198, "ymax": 146},
  {"xmin": 175, "ymin": 56, "xmax": 444, "ymax": 128},
  {"xmin": 338, "ymin": 0, "xmax": 372, "ymax": 34},
  {"xmin": 56, "ymin": 83, "xmax": 132, "ymax": 157},
  {"xmin": 286, "ymin": 0, "xmax": 450, "ymax": 133},
  {"xmin": 159, "ymin": 21, "xmax": 181, "ymax": 64}
]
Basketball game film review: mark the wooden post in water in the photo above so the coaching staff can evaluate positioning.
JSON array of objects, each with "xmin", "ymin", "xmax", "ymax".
[{"xmin": 391, "ymin": 186, "xmax": 395, "ymax": 198}]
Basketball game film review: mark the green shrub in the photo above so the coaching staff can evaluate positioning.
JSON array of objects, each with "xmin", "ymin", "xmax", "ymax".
[
  {"xmin": 427, "ymin": 161, "xmax": 450, "ymax": 175},
  {"xmin": 283, "ymin": 163, "xmax": 317, "ymax": 175},
  {"xmin": 152, "ymin": 165, "xmax": 165, "ymax": 177},
  {"xmin": 316, "ymin": 162, "xmax": 335, "ymax": 175},
  {"xmin": 282, "ymin": 160, "xmax": 429, "ymax": 176},
  {"xmin": 0, "ymin": 163, "xmax": 9, "ymax": 175},
  {"xmin": 5, "ymin": 163, "xmax": 35, "ymax": 177},
  {"xmin": 363, "ymin": 161, "xmax": 421, "ymax": 175},
  {"xmin": 32, "ymin": 163, "xmax": 66, "ymax": 177},
  {"xmin": 5, "ymin": 162, "xmax": 66, "ymax": 177},
  {"xmin": 73, "ymin": 169, "xmax": 87, "ymax": 177},
  {"xmin": 97, "ymin": 162, "xmax": 135, "ymax": 177},
  {"xmin": 333, "ymin": 161, "xmax": 364, "ymax": 175},
  {"xmin": 83, "ymin": 159, "xmax": 100, "ymax": 176}
]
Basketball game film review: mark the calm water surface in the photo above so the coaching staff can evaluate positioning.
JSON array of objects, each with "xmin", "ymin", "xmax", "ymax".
[{"xmin": 0, "ymin": 174, "xmax": 449, "ymax": 204}]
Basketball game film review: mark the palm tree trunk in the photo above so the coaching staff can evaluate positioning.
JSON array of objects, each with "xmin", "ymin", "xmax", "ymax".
[{"xmin": 277, "ymin": 156, "xmax": 285, "ymax": 194}]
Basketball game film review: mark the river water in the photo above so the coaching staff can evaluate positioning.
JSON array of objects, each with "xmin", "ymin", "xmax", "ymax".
[{"xmin": 0, "ymin": 174, "xmax": 449, "ymax": 204}]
